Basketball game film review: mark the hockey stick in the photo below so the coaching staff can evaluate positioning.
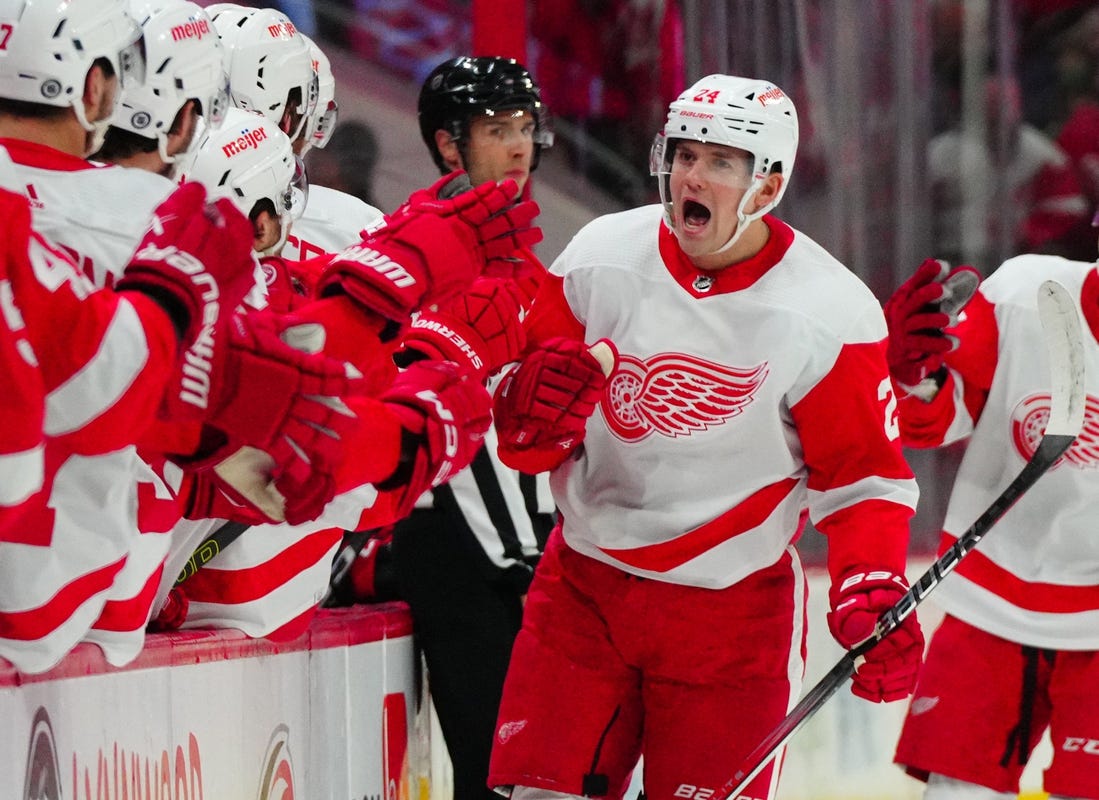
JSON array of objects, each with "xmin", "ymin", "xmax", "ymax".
[
  {"xmin": 716, "ymin": 279, "xmax": 1087, "ymax": 800},
  {"xmin": 174, "ymin": 520, "xmax": 251, "ymax": 585}
]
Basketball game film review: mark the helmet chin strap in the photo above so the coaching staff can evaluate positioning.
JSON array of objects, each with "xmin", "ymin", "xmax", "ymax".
[{"xmin": 706, "ymin": 177, "xmax": 770, "ymax": 256}]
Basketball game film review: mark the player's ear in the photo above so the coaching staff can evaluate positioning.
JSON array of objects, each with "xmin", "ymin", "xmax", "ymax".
[
  {"xmin": 435, "ymin": 129, "xmax": 463, "ymax": 171},
  {"xmin": 751, "ymin": 173, "xmax": 784, "ymax": 213},
  {"xmin": 83, "ymin": 63, "xmax": 111, "ymax": 121}
]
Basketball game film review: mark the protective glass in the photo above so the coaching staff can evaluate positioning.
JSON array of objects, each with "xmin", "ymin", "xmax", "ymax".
[
  {"xmin": 651, "ymin": 134, "xmax": 755, "ymax": 190},
  {"xmin": 206, "ymin": 78, "xmax": 231, "ymax": 129},
  {"xmin": 285, "ymin": 155, "xmax": 309, "ymax": 220},
  {"xmin": 311, "ymin": 99, "xmax": 338, "ymax": 149}
]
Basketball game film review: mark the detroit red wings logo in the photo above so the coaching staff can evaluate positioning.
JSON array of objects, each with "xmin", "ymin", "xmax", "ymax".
[
  {"xmin": 1010, "ymin": 392, "xmax": 1099, "ymax": 467},
  {"xmin": 602, "ymin": 352, "xmax": 769, "ymax": 442}
]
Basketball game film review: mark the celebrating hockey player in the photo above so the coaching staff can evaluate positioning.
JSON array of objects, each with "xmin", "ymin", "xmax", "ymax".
[
  {"xmin": 886, "ymin": 252, "xmax": 1099, "ymax": 799},
  {"xmin": 486, "ymin": 74, "xmax": 925, "ymax": 800}
]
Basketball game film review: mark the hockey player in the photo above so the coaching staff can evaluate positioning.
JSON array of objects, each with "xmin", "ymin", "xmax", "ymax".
[
  {"xmin": 486, "ymin": 74, "xmax": 925, "ymax": 800},
  {"xmin": 94, "ymin": 0, "xmax": 229, "ymax": 179},
  {"xmin": 886, "ymin": 255, "xmax": 1099, "ymax": 798},
  {"xmin": 0, "ymin": 0, "xmax": 359, "ymax": 670},
  {"xmin": 282, "ymin": 34, "xmax": 384, "ymax": 262},
  {"xmin": 147, "ymin": 104, "xmax": 535, "ymax": 642},
  {"xmin": 208, "ymin": 4, "xmax": 317, "ymax": 150},
  {"xmin": 333, "ymin": 55, "xmax": 557, "ymax": 800}
]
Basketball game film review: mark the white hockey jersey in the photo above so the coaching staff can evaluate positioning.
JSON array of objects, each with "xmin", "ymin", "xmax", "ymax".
[
  {"xmin": 524, "ymin": 206, "xmax": 919, "ymax": 588},
  {"xmin": 899, "ymin": 254, "xmax": 1099, "ymax": 649},
  {"xmin": 283, "ymin": 184, "xmax": 383, "ymax": 260}
]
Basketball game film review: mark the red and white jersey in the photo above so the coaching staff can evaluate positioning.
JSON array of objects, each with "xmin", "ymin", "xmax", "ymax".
[
  {"xmin": 0, "ymin": 141, "xmax": 182, "ymax": 672},
  {"xmin": 897, "ymin": 254, "xmax": 1099, "ymax": 649},
  {"xmin": 283, "ymin": 184, "xmax": 384, "ymax": 261},
  {"xmin": 530, "ymin": 206, "xmax": 918, "ymax": 588},
  {"xmin": 154, "ymin": 484, "xmax": 380, "ymax": 640}
]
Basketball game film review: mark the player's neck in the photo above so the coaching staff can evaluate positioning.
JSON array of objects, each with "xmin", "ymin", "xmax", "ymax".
[
  {"xmin": 689, "ymin": 217, "xmax": 772, "ymax": 273},
  {"xmin": 103, "ymin": 150, "xmax": 170, "ymax": 176},
  {"xmin": 0, "ymin": 114, "xmax": 89, "ymax": 160}
]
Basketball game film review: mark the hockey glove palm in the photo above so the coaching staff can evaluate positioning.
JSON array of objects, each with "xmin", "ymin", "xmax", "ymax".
[
  {"xmin": 165, "ymin": 309, "xmax": 362, "ymax": 524},
  {"xmin": 828, "ymin": 566, "xmax": 925, "ymax": 703},
  {"xmin": 884, "ymin": 258, "xmax": 980, "ymax": 392}
]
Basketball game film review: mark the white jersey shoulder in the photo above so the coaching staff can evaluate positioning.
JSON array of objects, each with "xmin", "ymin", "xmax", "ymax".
[
  {"xmin": 1, "ymin": 158, "xmax": 173, "ymax": 287},
  {"xmin": 286, "ymin": 184, "xmax": 384, "ymax": 260}
]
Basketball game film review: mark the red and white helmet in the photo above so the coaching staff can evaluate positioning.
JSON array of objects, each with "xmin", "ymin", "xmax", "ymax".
[
  {"xmin": 0, "ymin": 0, "xmax": 145, "ymax": 149},
  {"xmin": 651, "ymin": 74, "xmax": 799, "ymax": 252},
  {"xmin": 180, "ymin": 107, "xmax": 307, "ymax": 255},
  {"xmin": 113, "ymin": 0, "xmax": 229, "ymax": 168},
  {"xmin": 301, "ymin": 35, "xmax": 338, "ymax": 154},
  {"xmin": 209, "ymin": 5, "xmax": 318, "ymax": 143}
]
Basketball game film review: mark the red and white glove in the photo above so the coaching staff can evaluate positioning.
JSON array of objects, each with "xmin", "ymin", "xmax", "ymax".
[
  {"xmin": 827, "ymin": 566, "xmax": 925, "ymax": 703},
  {"xmin": 115, "ymin": 181, "xmax": 257, "ymax": 347},
  {"xmin": 377, "ymin": 360, "xmax": 493, "ymax": 519},
  {"xmin": 884, "ymin": 258, "xmax": 980, "ymax": 393},
  {"xmin": 494, "ymin": 337, "xmax": 613, "ymax": 472},
  {"xmin": 397, "ymin": 278, "xmax": 525, "ymax": 381},
  {"xmin": 164, "ymin": 309, "xmax": 363, "ymax": 523},
  {"xmin": 318, "ymin": 171, "xmax": 541, "ymax": 321}
]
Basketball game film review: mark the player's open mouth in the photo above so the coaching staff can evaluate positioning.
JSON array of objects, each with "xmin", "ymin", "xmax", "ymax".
[{"xmin": 681, "ymin": 199, "xmax": 711, "ymax": 231}]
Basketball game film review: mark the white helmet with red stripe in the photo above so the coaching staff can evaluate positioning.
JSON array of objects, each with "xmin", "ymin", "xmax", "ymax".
[
  {"xmin": 113, "ymin": 0, "xmax": 230, "ymax": 168},
  {"xmin": 0, "ymin": 0, "xmax": 145, "ymax": 151},
  {"xmin": 209, "ymin": 4, "xmax": 318, "ymax": 143}
]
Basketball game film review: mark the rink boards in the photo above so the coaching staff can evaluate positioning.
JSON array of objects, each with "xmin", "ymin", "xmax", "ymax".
[
  {"xmin": 0, "ymin": 603, "xmax": 430, "ymax": 800},
  {"xmin": 0, "ymin": 572, "xmax": 1051, "ymax": 800}
]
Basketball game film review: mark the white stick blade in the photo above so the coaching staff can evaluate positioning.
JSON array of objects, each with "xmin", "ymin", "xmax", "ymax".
[{"xmin": 1036, "ymin": 279, "xmax": 1086, "ymax": 437}]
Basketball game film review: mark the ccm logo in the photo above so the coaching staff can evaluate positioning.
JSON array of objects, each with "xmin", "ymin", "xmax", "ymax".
[{"xmin": 1062, "ymin": 737, "xmax": 1099, "ymax": 754}]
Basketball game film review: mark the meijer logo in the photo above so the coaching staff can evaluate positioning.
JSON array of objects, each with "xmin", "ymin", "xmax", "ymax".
[
  {"xmin": 221, "ymin": 126, "xmax": 269, "ymax": 158},
  {"xmin": 266, "ymin": 20, "xmax": 297, "ymax": 38},
  {"xmin": 170, "ymin": 18, "xmax": 212, "ymax": 41}
]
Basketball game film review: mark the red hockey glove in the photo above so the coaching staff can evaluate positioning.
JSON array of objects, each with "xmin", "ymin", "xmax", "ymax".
[
  {"xmin": 884, "ymin": 258, "xmax": 980, "ymax": 391},
  {"xmin": 116, "ymin": 181, "xmax": 257, "ymax": 346},
  {"xmin": 318, "ymin": 173, "xmax": 540, "ymax": 323},
  {"xmin": 482, "ymin": 252, "xmax": 546, "ymax": 310},
  {"xmin": 494, "ymin": 337, "xmax": 612, "ymax": 468},
  {"xmin": 378, "ymin": 360, "xmax": 492, "ymax": 519},
  {"xmin": 163, "ymin": 309, "xmax": 361, "ymax": 523},
  {"xmin": 400, "ymin": 170, "xmax": 542, "ymax": 269},
  {"xmin": 397, "ymin": 278, "xmax": 525, "ymax": 381},
  {"xmin": 828, "ymin": 566, "xmax": 925, "ymax": 703}
]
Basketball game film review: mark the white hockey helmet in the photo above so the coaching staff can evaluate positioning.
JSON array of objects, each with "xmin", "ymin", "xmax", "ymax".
[
  {"xmin": 113, "ymin": 0, "xmax": 229, "ymax": 168},
  {"xmin": 651, "ymin": 74, "xmax": 799, "ymax": 252},
  {"xmin": 300, "ymin": 35, "xmax": 338, "ymax": 154},
  {"xmin": 0, "ymin": 0, "xmax": 145, "ymax": 146},
  {"xmin": 210, "ymin": 6, "xmax": 318, "ymax": 143},
  {"xmin": 180, "ymin": 107, "xmax": 306, "ymax": 254}
]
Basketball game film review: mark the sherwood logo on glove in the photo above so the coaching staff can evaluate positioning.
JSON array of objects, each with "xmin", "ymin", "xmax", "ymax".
[
  {"xmin": 134, "ymin": 243, "xmax": 221, "ymax": 410},
  {"xmin": 338, "ymin": 245, "xmax": 418, "ymax": 288},
  {"xmin": 410, "ymin": 318, "xmax": 482, "ymax": 370}
]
